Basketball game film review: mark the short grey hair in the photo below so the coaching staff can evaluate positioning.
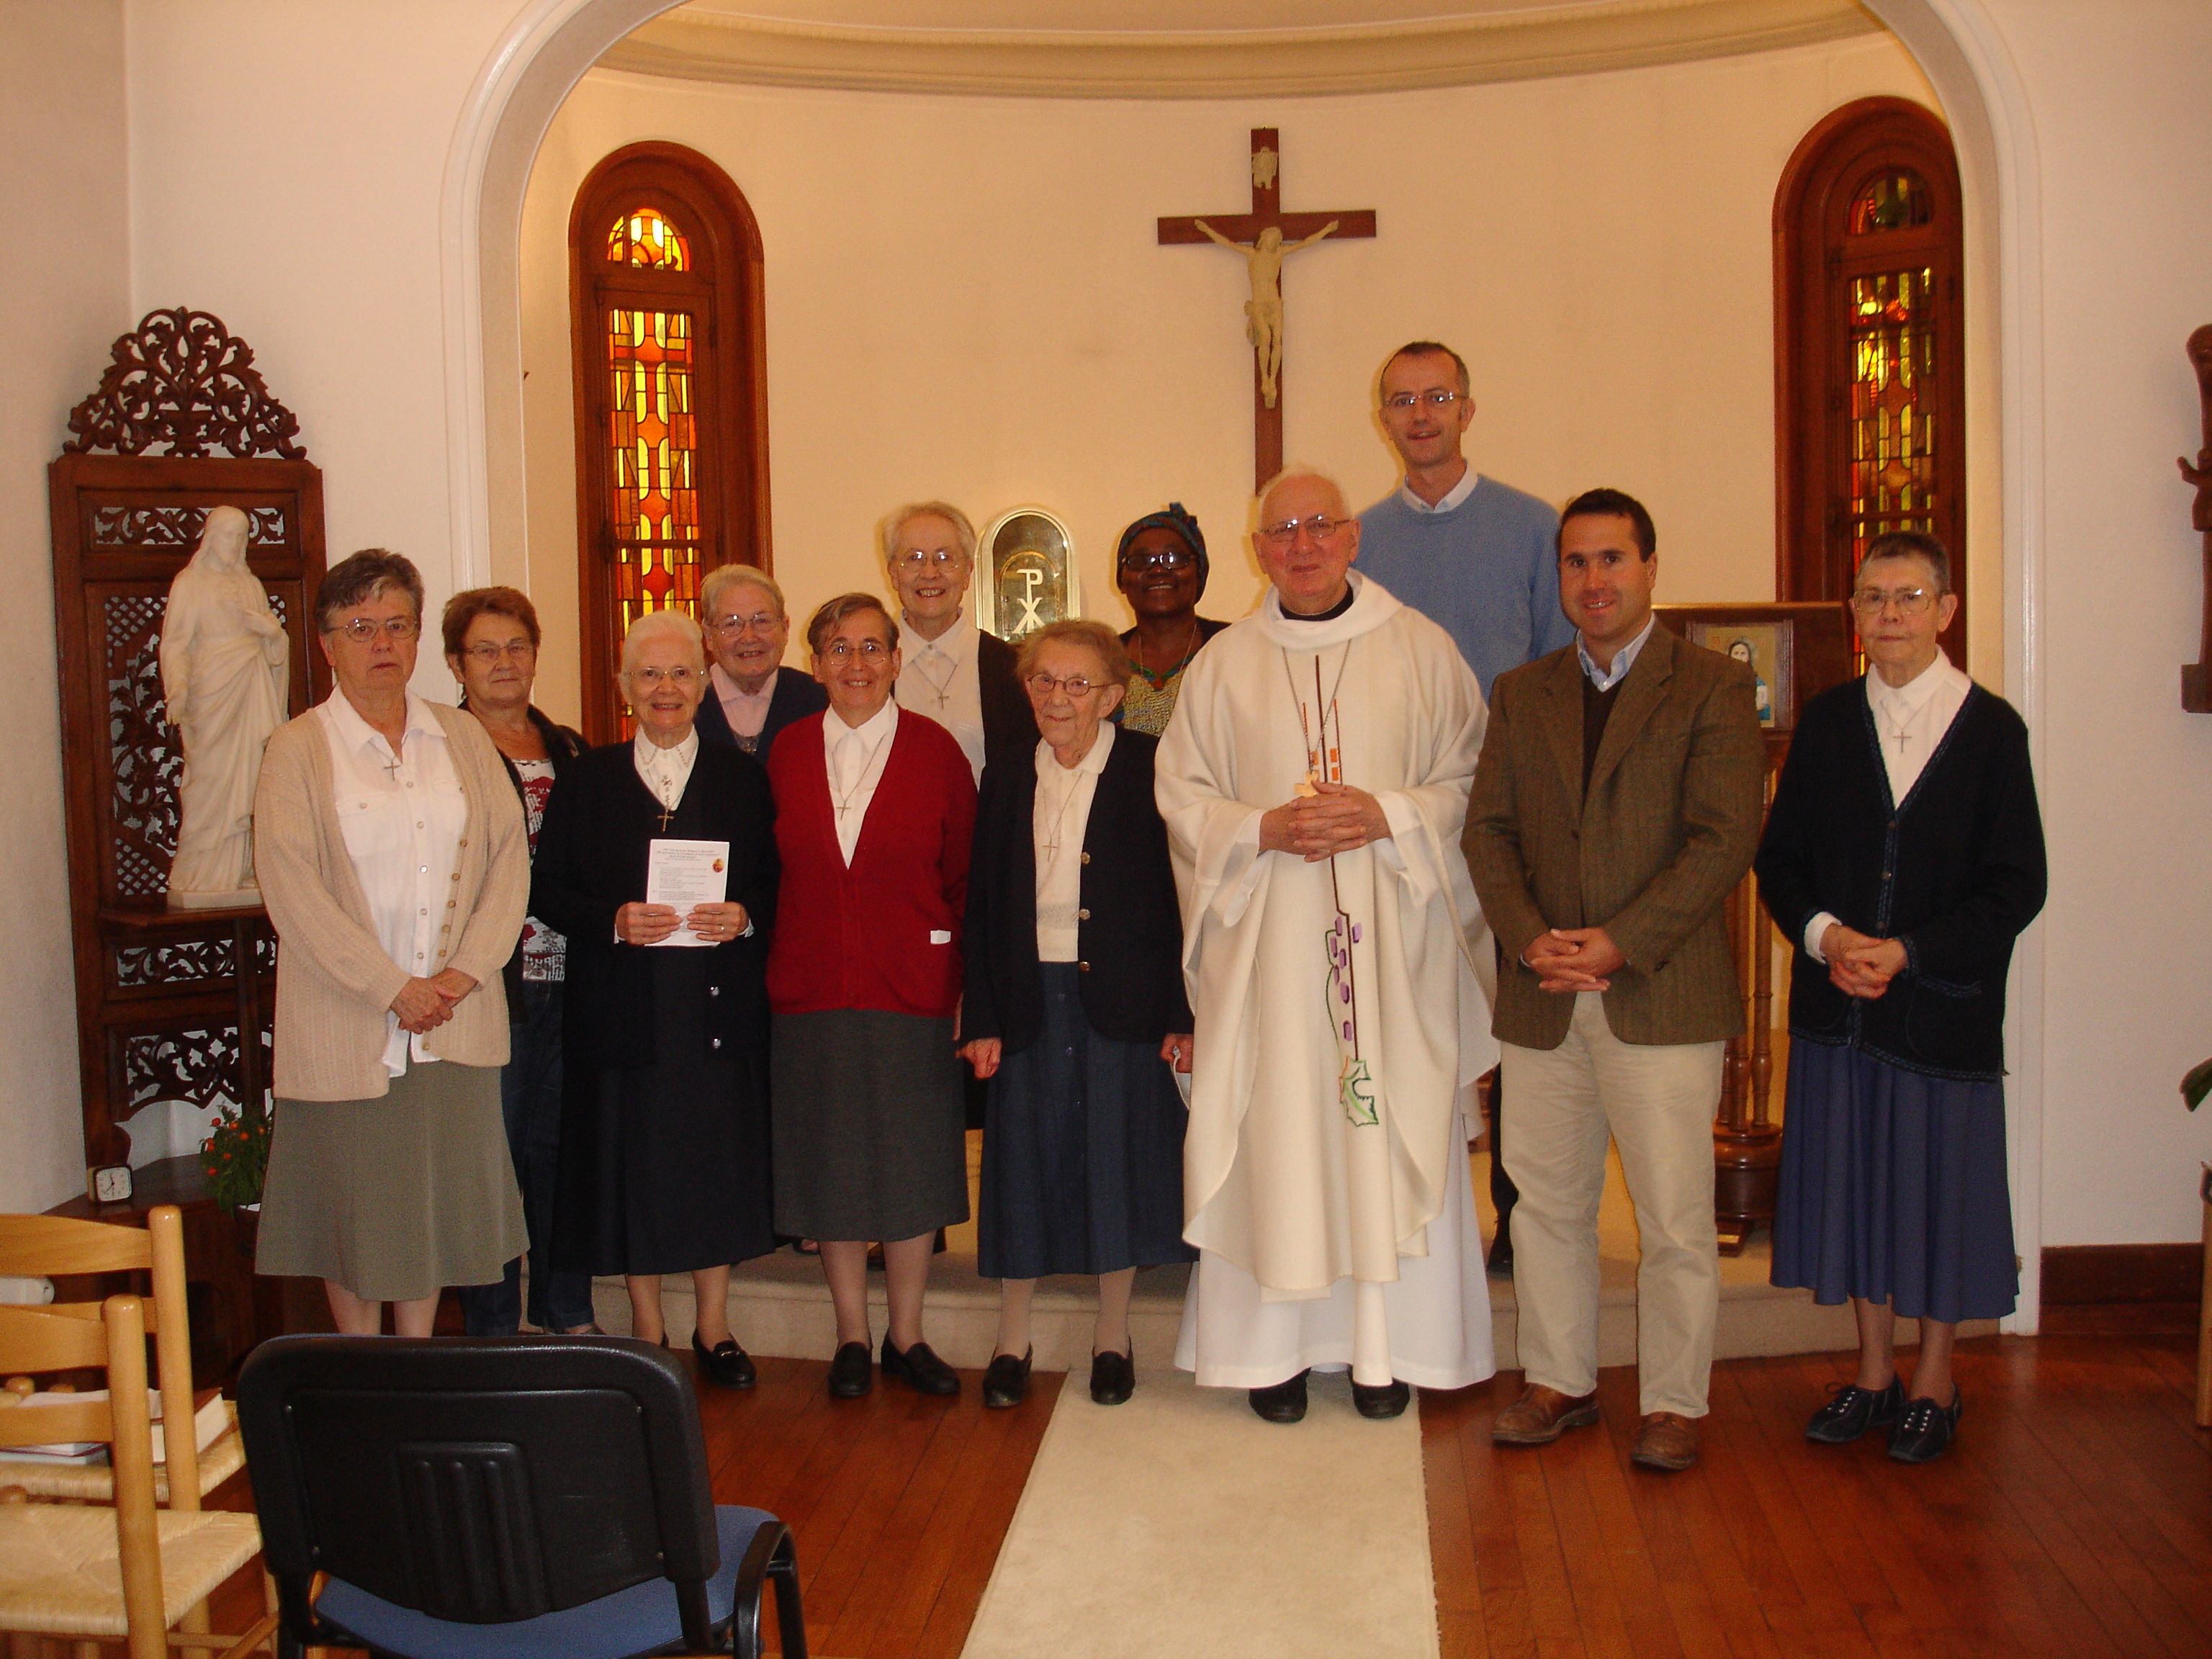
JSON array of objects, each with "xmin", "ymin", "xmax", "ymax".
[
  {"xmin": 315, "ymin": 549, "xmax": 424, "ymax": 634},
  {"xmin": 1015, "ymin": 619, "xmax": 1133, "ymax": 689},
  {"xmin": 700, "ymin": 563, "xmax": 786, "ymax": 621},
  {"xmin": 618, "ymin": 608, "xmax": 706, "ymax": 678},
  {"xmin": 880, "ymin": 501, "xmax": 977, "ymax": 569},
  {"xmin": 1860, "ymin": 529, "xmax": 1953, "ymax": 596},
  {"xmin": 1254, "ymin": 464, "xmax": 1349, "ymax": 525},
  {"xmin": 805, "ymin": 592, "xmax": 896, "ymax": 658}
]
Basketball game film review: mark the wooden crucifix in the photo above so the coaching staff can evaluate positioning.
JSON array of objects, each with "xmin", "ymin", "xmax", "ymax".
[{"xmin": 1159, "ymin": 128, "xmax": 1376, "ymax": 492}]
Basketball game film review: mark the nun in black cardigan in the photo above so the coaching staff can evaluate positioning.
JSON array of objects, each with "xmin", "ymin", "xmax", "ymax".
[
  {"xmin": 958, "ymin": 620, "xmax": 1196, "ymax": 1411},
  {"xmin": 1753, "ymin": 532, "xmax": 2046, "ymax": 1464}
]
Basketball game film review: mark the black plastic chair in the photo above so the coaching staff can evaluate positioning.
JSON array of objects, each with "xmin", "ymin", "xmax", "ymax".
[{"xmin": 237, "ymin": 1334, "xmax": 805, "ymax": 1659}]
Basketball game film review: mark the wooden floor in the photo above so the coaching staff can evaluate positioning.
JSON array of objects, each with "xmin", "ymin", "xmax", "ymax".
[
  {"xmin": 178, "ymin": 1332, "xmax": 2212, "ymax": 1659},
  {"xmin": 1426, "ymin": 1334, "xmax": 2212, "ymax": 1659}
]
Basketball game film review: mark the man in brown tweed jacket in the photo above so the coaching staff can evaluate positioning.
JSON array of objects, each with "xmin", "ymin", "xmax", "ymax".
[{"xmin": 1463, "ymin": 488, "xmax": 1763, "ymax": 1472}]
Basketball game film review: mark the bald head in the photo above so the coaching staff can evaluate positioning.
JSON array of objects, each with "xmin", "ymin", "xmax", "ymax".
[{"xmin": 1251, "ymin": 465, "xmax": 1361, "ymax": 616}]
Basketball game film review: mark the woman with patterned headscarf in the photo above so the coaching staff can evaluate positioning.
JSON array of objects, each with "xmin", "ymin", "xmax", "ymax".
[{"xmin": 1114, "ymin": 503, "xmax": 1230, "ymax": 737}]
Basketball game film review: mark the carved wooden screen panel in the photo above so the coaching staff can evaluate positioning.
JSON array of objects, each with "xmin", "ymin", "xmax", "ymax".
[{"xmin": 48, "ymin": 310, "xmax": 326, "ymax": 1169}]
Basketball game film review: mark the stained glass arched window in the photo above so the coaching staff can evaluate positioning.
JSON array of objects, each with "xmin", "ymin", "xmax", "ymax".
[
  {"xmin": 1774, "ymin": 100, "xmax": 1965, "ymax": 662},
  {"xmin": 570, "ymin": 144, "xmax": 769, "ymax": 741}
]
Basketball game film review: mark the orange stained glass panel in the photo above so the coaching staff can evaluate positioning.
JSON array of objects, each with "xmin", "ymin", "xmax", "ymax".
[
  {"xmin": 1846, "ymin": 169, "xmax": 1932, "ymax": 235},
  {"xmin": 607, "ymin": 207, "xmax": 691, "ymax": 271},
  {"xmin": 606, "ymin": 307, "xmax": 702, "ymax": 662},
  {"xmin": 1844, "ymin": 266, "xmax": 1936, "ymax": 586}
]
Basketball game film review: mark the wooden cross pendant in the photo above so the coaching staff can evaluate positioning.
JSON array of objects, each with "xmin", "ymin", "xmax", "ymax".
[{"xmin": 1159, "ymin": 127, "xmax": 1377, "ymax": 491}]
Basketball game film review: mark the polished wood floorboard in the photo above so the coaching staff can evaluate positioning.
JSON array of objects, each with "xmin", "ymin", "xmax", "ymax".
[
  {"xmin": 1424, "ymin": 1335, "xmax": 2212, "ymax": 1659},
  {"xmin": 174, "ymin": 1334, "xmax": 2212, "ymax": 1659}
]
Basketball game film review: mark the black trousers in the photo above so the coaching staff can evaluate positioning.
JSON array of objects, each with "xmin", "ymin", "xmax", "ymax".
[{"xmin": 1489, "ymin": 1064, "xmax": 1519, "ymax": 1231}]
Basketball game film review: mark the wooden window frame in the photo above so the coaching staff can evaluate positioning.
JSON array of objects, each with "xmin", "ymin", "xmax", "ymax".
[
  {"xmin": 1773, "ymin": 97, "xmax": 1966, "ymax": 661},
  {"xmin": 570, "ymin": 141, "xmax": 770, "ymax": 742}
]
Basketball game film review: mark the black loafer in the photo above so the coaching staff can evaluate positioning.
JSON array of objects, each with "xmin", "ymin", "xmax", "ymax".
[
  {"xmin": 881, "ymin": 1336, "xmax": 961, "ymax": 1396},
  {"xmin": 1805, "ymin": 1376, "xmax": 1905, "ymax": 1444},
  {"xmin": 1089, "ymin": 1348, "xmax": 1136, "ymax": 1406},
  {"xmin": 1352, "ymin": 1378, "xmax": 1411, "ymax": 1419},
  {"xmin": 1248, "ymin": 1370, "xmax": 1310, "ymax": 1424},
  {"xmin": 827, "ymin": 1339, "xmax": 874, "ymax": 1398},
  {"xmin": 1887, "ymin": 1387, "xmax": 1962, "ymax": 1464},
  {"xmin": 982, "ymin": 1349, "xmax": 1033, "ymax": 1409},
  {"xmin": 691, "ymin": 1331, "xmax": 757, "ymax": 1390}
]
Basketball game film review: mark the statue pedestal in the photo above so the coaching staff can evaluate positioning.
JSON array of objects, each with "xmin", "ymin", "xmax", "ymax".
[{"xmin": 166, "ymin": 886, "xmax": 260, "ymax": 911}]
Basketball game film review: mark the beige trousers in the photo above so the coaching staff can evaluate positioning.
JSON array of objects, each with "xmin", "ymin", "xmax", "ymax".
[{"xmin": 1501, "ymin": 992, "xmax": 1725, "ymax": 1417}]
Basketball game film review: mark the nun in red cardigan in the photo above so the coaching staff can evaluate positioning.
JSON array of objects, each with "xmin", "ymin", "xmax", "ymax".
[{"xmin": 767, "ymin": 593, "xmax": 977, "ymax": 1401}]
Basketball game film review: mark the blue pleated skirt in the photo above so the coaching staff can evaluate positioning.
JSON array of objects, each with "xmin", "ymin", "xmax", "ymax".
[
  {"xmin": 1771, "ymin": 1040, "xmax": 2018, "ymax": 1323},
  {"xmin": 977, "ymin": 962, "xmax": 1196, "ymax": 1280}
]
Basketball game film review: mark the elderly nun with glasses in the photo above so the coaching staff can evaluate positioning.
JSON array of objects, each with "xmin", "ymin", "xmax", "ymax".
[
  {"xmin": 959, "ymin": 620, "xmax": 1196, "ymax": 1411},
  {"xmin": 1113, "ymin": 503, "xmax": 1231, "ymax": 737},
  {"xmin": 1756, "ymin": 530, "xmax": 2045, "ymax": 1464},
  {"xmin": 252, "ymin": 549, "xmax": 530, "ymax": 1337},
  {"xmin": 530, "ymin": 608, "xmax": 780, "ymax": 1388}
]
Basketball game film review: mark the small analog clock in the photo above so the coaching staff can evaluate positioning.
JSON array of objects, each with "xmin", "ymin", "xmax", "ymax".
[{"xmin": 89, "ymin": 1164, "xmax": 133, "ymax": 1205}]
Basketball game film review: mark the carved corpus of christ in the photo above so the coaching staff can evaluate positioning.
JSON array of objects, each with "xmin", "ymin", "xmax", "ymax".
[{"xmin": 1192, "ymin": 218, "xmax": 1339, "ymax": 410}]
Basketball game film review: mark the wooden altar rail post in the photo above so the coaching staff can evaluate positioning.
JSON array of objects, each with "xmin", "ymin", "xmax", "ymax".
[{"xmin": 1715, "ymin": 765, "xmax": 1784, "ymax": 1255}]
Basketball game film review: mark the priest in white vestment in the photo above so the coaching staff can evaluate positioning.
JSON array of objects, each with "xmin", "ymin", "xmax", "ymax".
[{"xmin": 1159, "ymin": 467, "xmax": 1498, "ymax": 1423}]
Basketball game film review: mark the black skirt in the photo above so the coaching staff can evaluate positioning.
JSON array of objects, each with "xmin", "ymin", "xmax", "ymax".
[
  {"xmin": 978, "ymin": 962, "xmax": 1195, "ymax": 1280},
  {"xmin": 552, "ymin": 948, "xmax": 773, "ymax": 1277}
]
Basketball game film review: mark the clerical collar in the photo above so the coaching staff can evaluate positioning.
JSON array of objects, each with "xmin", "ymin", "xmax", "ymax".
[
  {"xmin": 1281, "ymin": 585, "xmax": 1357, "ymax": 623},
  {"xmin": 1397, "ymin": 466, "xmax": 1480, "ymax": 516},
  {"xmin": 1576, "ymin": 615, "xmax": 1657, "ymax": 692}
]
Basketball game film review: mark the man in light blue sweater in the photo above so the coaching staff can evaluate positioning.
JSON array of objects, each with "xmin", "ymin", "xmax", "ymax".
[{"xmin": 1356, "ymin": 340, "xmax": 1575, "ymax": 1277}]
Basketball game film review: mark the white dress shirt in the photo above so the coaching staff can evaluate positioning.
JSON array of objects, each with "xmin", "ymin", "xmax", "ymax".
[
  {"xmin": 708, "ymin": 662, "xmax": 776, "ymax": 746},
  {"xmin": 824, "ymin": 698, "xmax": 899, "ymax": 866},
  {"xmin": 1576, "ymin": 613, "xmax": 1658, "ymax": 692},
  {"xmin": 318, "ymin": 690, "xmax": 466, "ymax": 1075},
  {"xmin": 1033, "ymin": 723, "xmax": 1114, "ymax": 962},
  {"xmin": 1800, "ymin": 651, "xmax": 1973, "ymax": 961},
  {"xmin": 1395, "ymin": 464, "xmax": 1480, "ymax": 516},
  {"xmin": 897, "ymin": 607, "xmax": 986, "ymax": 782},
  {"xmin": 631, "ymin": 726, "xmax": 699, "ymax": 819}
]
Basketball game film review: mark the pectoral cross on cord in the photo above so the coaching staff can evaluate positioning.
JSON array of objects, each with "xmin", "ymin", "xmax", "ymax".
[{"xmin": 656, "ymin": 800, "xmax": 676, "ymax": 833}]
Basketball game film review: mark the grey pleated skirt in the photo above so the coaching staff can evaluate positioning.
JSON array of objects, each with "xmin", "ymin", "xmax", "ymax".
[
  {"xmin": 256, "ymin": 1060, "xmax": 526, "ymax": 1303},
  {"xmin": 771, "ymin": 1008, "xmax": 968, "ymax": 1242}
]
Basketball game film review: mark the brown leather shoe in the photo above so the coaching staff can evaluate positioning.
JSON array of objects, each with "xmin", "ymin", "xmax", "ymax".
[
  {"xmin": 1491, "ymin": 1384, "xmax": 1600, "ymax": 1445},
  {"xmin": 1632, "ymin": 1411, "xmax": 1700, "ymax": 1471}
]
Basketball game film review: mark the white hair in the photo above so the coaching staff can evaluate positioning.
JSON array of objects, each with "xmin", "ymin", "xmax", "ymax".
[
  {"xmin": 700, "ymin": 562, "xmax": 785, "ymax": 621},
  {"xmin": 1254, "ymin": 464, "xmax": 1349, "ymax": 525},
  {"xmin": 619, "ymin": 608, "xmax": 706, "ymax": 678},
  {"xmin": 879, "ymin": 500, "xmax": 978, "ymax": 569}
]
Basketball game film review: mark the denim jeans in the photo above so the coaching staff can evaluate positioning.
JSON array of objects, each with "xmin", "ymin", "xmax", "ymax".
[{"xmin": 459, "ymin": 979, "xmax": 596, "ymax": 1334}]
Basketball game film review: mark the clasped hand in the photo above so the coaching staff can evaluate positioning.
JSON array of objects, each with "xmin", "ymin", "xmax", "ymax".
[
  {"xmin": 1524, "ymin": 927, "xmax": 1627, "ymax": 994},
  {"xmin": 1259, "ymin": 780, "xmax": 1392, "ymax": 863},
  {"xmin": 1818, "ymin": 922, "xmax": 1906, "ymax": 999},
  {"xmin": 390, "ymin": 968, "xmax": 477, "ymax": 1034},
  {"xmin": 616, "ymin": 900, "xmax": 749, "ymax": 946}
]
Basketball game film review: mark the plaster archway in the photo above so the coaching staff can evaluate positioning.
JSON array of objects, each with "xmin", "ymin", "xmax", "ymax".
[{"xmin": 438, "ymin": 0, "xmax": 2049, "ymax": 1326}]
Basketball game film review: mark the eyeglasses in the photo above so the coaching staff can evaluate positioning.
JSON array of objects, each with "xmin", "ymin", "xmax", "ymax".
[
  {"xmin": 1382, "ymin": 390, "xmax": 1465, "ymax": 411},
  {"xmin": 821, "ymin": 638, "xmax": 891, "ymax": 663},
  {"xmin": 892, "ymin": 549, "xmax": 966, "ymax": 573},
  {"xmin": 462, "ymin": 641, "xmax": 536, "ymax": 664},
  {"xmin": 1025, "ymin": 672, "xmax": 1098, "ymax": 699},
  {"xmin": 1850, "ymin": 586, "xmax": 1937, "ymax": 616},
  {"xmin": 329, "ymin": 616, "xmax": 419, "ymax": 643},
  {"xmin": 1258, "ymin": 514, "xmax": 1349, "ymax": 547},
  {"xmin": 709, "ymin": 611, "xmax": 782, "ymax": 637},
  {"xmin": 1120, "ymin": 548, "xmax": 1195, "ymax": 574},
  {"xmin": 629, "ymin": 665, "xmax": 698, "ymax": 686}
]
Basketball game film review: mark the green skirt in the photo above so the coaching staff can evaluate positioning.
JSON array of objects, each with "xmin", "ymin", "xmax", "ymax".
[{"xmin": 256, "ymin": 1060, "xmax": 526, "ymax": 1302}]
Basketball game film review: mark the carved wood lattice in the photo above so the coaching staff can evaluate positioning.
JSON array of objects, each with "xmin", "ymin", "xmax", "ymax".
[{"xmin": 63, "ymin": 308, "xmax": 306, "ymax": 460}]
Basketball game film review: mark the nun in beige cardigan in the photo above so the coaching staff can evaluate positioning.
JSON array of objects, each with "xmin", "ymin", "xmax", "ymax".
[{"xmin": 251, "ymin": 549, "xmax": 531, "ymax": 1338}]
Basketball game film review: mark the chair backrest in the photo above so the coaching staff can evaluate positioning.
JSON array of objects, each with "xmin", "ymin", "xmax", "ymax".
[
  {"xmin": 237, "ymin": 1336, "xmax": 721, "ymax": 1638},
  {"xmin": 0, "ymin": 1207, "xmax": 203, "ymax": 1511},
  {"xmin": 0, "ymin": 1298, "xmax": 169, "ymax": 1659}
]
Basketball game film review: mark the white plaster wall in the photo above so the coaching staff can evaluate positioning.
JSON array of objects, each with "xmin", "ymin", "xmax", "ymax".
[
  {"xmin": 1984, "ymin": 0, "xmax": 2212, "ymax": 1246},
  {"xmin": 513, "ymin": 33, "xmax": 1940, "ymax": 729},
  {"xmin": 0, "ymin": 0, "xmax": 130, "ymax": 1210}
]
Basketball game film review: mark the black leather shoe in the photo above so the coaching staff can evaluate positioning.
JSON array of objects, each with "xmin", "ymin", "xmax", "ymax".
[
  {"xmin": 1089, "ymin": 1348, "xmax": 1136, "ymax": 1406},
  {"xmin": 1805, "ymin": 1376, "xmax": 1904, "ymax": 1444},
  {"xmin": 1485, "ymin": 1230, "xmax": 1515, "ymax": 1278},
  {"xmin": 1248, "ymin": 1370, "xmax": 1310, "ymax": 1424},
  {"xmin": 691, "ymin": 1331, "xmax": 757, "ymax": 1390},
  {"xmin": 1887, "ymin": 1387, "xmax": 1962, "ymax": 1464},
  {"xmin": 827, "ymin": 1340, "xmax": 874, "ymax": 1398},
  {"xmin": 1352, "ymin": 1378, "xmax": 1411, "ymax": 1419},
  {"xmin": 982, "ymin": 1349, "xmax": 1033, "ymax": 1409},
  {"xmin": 881, "ymin": 1336, "xmax": 961, "ymax": 1396}
]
